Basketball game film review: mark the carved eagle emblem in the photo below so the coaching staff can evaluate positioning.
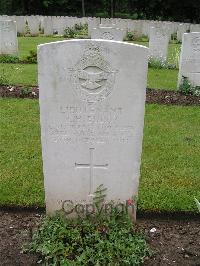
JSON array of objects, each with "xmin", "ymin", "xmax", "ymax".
[{"xmin": 70, "ymin": 43, "xmax": 118, "ymax": 103}]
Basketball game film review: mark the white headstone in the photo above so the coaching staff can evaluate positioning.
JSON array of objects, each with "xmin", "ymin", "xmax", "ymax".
[
  {"xmin": 0, "ymin": 15, "xmax": 11, "ymax": 21},
  {"xmin": 100, "ymin": 18, "xmax": 113, "ymax": 26},
  {"xmin": 149, "ymin": 26, "xmax": 169, "ymax": 61},
  {"xmin": 177, "ymin": 23, "xmax": 190, "ymax": 42},
  {"xmin": 43, "ymin": 17, "xmax": 53, "ymax": 36},
  {"xmin": 26, "ymin": 16, "xmax": 40, "ymax": 35},
  {"xmin": 65, "ymin": 16, "xmax": 76, "ymax": 29},
  {"xmin": 0, "ymin": 20, "xmax": 18, "ymax": 55},
  {"xmin": 127, "ymin": 20, "xmax": 143, "ymax": 38},
  {"xmin": 56, "ymin": 16, "xmax": 66, "ymax": 35},
  {"xmin": 39, "ymin": 15, "xmax": 44, "ymax": 33},
  {"xmin": 178, "ymin": 32, "xmax": 200, "ymax": 87},
  {"xmin": 91, "ymin": 26, "xmax": 126, "ymax": 41},
  {"xmin": 162, "ymin": 21, "xmax": 175, "ymax": 37},
  {"xmin": 115, "ymin": 18, "xmax": 128, "ymax": 31},
  {"xmin": 38, "ymin": 40, "xmax": 148, "ymax": 219},
  {"xmin": 52, "ymin": 16, "xmax": 69, "ymax": 35},
  {"xmin": 88, "ymin": 17, "xmax": 100, "ymax": 37},
  {"xmin": 190, "ymin": 24, "xmax": 200, "ymax": 33},
  {"xmin": 142, "ymin": 20, "xmax": 150, "ymax": 37},
  {"xmin": 15, "ymin": 16, "xmax": 26, "ymax": 35},
  {"xmin": 52, "ymin": 16, "xmax": 59, "ymax": 34}
]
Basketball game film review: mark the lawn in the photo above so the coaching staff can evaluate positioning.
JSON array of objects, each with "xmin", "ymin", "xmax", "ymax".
[
  {"xmin": 0, "ymin": 63, "xmax": 178, "ymax": 89},
  {"xmin": 148, "ymin": 68, "xmax": 178, "ymax": 90},
  {"xmin": 0, "ymin": 37, "xmax": 180, "ymax": 90},
  {"xmin": 0, "ymin": 63, "xmax": 37, "ymax": 86},
  {"xmin": 0, "ymin": 98, "xmax": 199, "ymax": 212},
  {"xmin": 18, "ymin": 36, "xmax": 65, "ymax": 58}
]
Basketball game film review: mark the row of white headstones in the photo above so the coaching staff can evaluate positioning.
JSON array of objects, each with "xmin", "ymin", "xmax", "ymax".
[
  {"xmin": 0, "ymin": 14, "xmax": 199, "ymax": 41},
  {"xmin": 0, "ymin": 21, "xmax": 199, "ymax": 220},
  {"xmin": 0, "ymin": 19, "xmax": 199, "ymax": 88}
]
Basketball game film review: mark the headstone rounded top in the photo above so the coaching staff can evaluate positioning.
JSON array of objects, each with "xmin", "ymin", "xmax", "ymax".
[{"xmin": 38, "ymin": 39, "xmax": 148, "ymax": 52}]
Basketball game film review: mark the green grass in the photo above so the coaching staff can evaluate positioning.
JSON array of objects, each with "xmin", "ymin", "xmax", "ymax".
[
  {"xmin": 167, "ymin": 42, "xmax": 181, "ymax": 65},
  {"xmin": 148, "ymin": 68, "xmax": 178, "ymax": 90},
  {"xmin": 0, "ymin": 99, "xmax": 199, "ymax": 212},
  {"xmin": 140, "ymin": 104, "xmax": 200, "ymax": 212},
  {"xmin": 0, "ymin": 99, "xmax": 44, "ymax": 206},
  {"xmin": 17, "ymin": 37, "xmax": 180, "ymax": 64},
  {"xmin": 0, "ymin": 62, "xmax": 178, "ymax": 89},
  {"xmin": 0, "ymin": 63, "xmax": 37, "ymax": 86},
  {"xmin": 18, "ymin": 36, "xmax": 65, "ymax": 58}
]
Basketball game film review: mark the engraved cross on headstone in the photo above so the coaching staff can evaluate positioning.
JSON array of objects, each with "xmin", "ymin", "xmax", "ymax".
[{"xmin": 75, "ymin": 148, "xmax": 108, "ymax": 195}]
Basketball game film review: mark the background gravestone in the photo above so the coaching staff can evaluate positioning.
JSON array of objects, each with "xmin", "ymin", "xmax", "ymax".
[
  {"xmin": 43, "ymin": 17, "xmax": 53, "ymax": 36},
  {"xmin": 190, "ymin": 24, "xmax": 200, "ymax": 33},
  {"xmin": 91, "ymin": 26, "xmax": 126, "ymax": 41},
  {"xmin": 26, "ymin": 16, "xmax": 40, "ymax": 35},
  {"xmin": 38, "ymin": 39, "xmax": 148, "ymax": 219},
  {"xmin": 0, "ymin": 20, "xmax": 18, "ymax": 55},
  {"xmin": 88, "ymin": 17, "xmax": 100, "ymax": 37},
  {"xmin": 149, "ymin": 26, "xmax": 170, "ymax": 62},
  {"xmin": 127, "ymin": 20, "xmax": 143, "ymax": 39},
  {"xmin": 178, "ymin": 32, "xmax": 200, "ymax": 87},
  {"xmin": 177, "ymin": 23, "xmax": 190, "ymax": 42},
  {"xmin": 15, "ymin": 16, "xmax": 26, "ymax": 35}
]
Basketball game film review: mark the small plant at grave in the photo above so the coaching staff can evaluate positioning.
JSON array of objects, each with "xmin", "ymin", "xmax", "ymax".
[
  {"xmin": 140, "ymin": 35, "xmax": 149, "ymax": 42},
  {"xmin": 126, "ymin": 33, "xmax": 149, "ymax": 42},
  {"xmin": 179, "ymin": 76, "xmax": 191, "ymax": 95},
  {"xmin": 148, "ymin": 57, "xmax": 176, "ymax": 69},
  {"xmin": 179, "ymin": 76, "xmax": 200, "ymax": 96},
  {"xmin": 126, "ymin": 31, "xmax": 135, "ymax": 41},
  {"xmin": 64, "ymin": 26, "xmax": 76, "ymax": 38},
  {"xmin": 17, "ymin": 32, "xmax": 23, "ymax": 37},
  {"xmin": 79, "ymin": 23, "xmax": 88, "ymax": 37},
  {"xmin": 20, "ymin": 87, "xmax": 33, "ymax": 97},
  {"xmin": 64, "ymin": 23, "xmax": 88, "ymax": 39},
  {"xmin": 74, "ymin": 23, "xmax": 84, "ymax": 31},
  {"xmin": 148, "ymin": 57, "xmax": 165, "ymax": 69},
  {"xmin": 25, "ymin": 20, "xmax": 30, "ymax": 35},
  {"xmin": 24, "ymin": 208, "xmax": 150, "ymax": 265},
  {"xmin": 0, "ymin": 68, "xmax": 9, "ymax": 85},
  {"xmin": 190, "ymin": 85, "xmax": 200, "ymax": 97},
  {"xmin": 171, "ymin": 32, "xmax": 177, "ymax": 42},
  {"xmin": 0, "ymin": 54, "xmax": 20, "ymax": 64},
  {"xmin": 194, "ymin": 198, "xmax": 200, "ymax": 212},
  {"xmin": 23, "ymin": 50, "xmax": 37, "ymax": 64}
]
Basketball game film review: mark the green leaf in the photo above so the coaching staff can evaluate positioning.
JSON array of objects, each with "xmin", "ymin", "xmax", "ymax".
[{"xmin": 194, "ymin": 197, "xmax": 200, "ymax": 212}]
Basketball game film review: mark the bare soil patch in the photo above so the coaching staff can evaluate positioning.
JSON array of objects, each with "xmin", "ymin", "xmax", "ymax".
[
  {"xmin": 0, "ymin": 209, "xmax": 199, "ymax": 266},
  {"xmin": 0, "ymin": 86, "xmax": 200, "ymax": 106}
]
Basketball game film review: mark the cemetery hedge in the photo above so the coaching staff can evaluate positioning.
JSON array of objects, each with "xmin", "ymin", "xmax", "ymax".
[
  {"xmin": 1, "ymin": 0, "xmax": 200, "ymax": 23},
  {"xmin": 0, "ymin": 99, "xmax": 199, "ymax": 213}
]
